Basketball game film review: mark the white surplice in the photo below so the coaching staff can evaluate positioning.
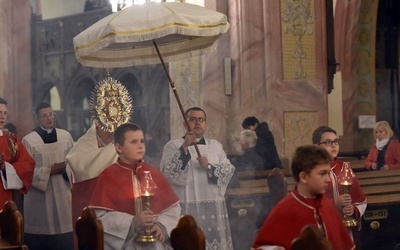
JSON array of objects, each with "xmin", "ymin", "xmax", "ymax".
[
  {"xmin": 160, "ymin": 137, "xmax": 235, "ymax": 250},
  {"xmin": 22, "ymin": 128, "xmax": 74, "ymax": 234}
]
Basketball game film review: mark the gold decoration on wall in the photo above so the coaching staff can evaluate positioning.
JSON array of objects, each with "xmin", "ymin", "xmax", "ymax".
[
  {"xmin": 281, "ymin": 0, "xmax": 316, "ymax": 80},
  {"xmin": 355, "ymin": 0, "xmax": 378, "ymax": 117},
  {"xmin": 284, "ymin": 111, "xmax": 318, "ymax": 159},
  {"xmin": 90, "ymin": 75, "xmax": 133, "ymax": 132}
]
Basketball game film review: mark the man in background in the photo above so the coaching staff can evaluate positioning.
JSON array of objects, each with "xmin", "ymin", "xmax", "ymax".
[{"xmin": 22, "ymin": 102, "xmax": 74, "ymax": 250}]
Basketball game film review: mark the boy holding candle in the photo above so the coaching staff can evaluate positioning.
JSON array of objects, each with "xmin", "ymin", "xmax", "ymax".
[
  {"xmin": 312, "ymin": 126, "xmax": 367, "ymax": 225},
  {"xmin": 252, "ymin": 145, "xmax": 355, "ymax": 250},
  {"xmin": 89, "ymin": 123, "xmax": 181, "ymax": 249}
]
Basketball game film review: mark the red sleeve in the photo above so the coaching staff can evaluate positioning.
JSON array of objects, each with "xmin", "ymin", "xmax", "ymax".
[
  {"xmin": 12, "ymin": 135, "xmax": 35, "ymax": 194},
  {"xmin": 387, "ymin": 140, "xmax": 400, "ymax": 169},
  {"xmin": 364, "ymin": 146, "xmax": 377, "ymax": 170}
]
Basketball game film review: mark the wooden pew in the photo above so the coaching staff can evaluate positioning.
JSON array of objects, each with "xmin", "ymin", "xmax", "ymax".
[
  {"xmin": 227, "ymin": 165, "xmax": 400, "ymax": 249},
  {"xmin": 0, "ymin": 200, "xmax": 29, "ymax": 250},
  {"xmin": 236, "ymin": 168, "xmax": 291, "ymax": 180}
]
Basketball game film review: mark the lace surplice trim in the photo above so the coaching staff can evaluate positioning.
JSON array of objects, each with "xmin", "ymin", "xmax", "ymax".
[
  {"xmin": 207, "ymin": 237, "xmax": 234, "ymax": 250},
  {"xmin": 213, "ymin": 162, "xmax": 235, "ymax": 194},
  {"xmin": 163, "ymin": 150, "xmax": 192, "ymax": 185}
]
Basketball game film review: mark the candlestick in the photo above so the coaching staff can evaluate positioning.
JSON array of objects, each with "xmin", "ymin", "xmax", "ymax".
[
  {"xmin": 338, "ymin": 162, "xmax": 358, "ymax": 227},
  {"xmin": 136, "ymin": 171, "xmax": 158, "ymax": 243}
]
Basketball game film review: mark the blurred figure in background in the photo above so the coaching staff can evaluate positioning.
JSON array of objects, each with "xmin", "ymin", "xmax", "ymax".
[
  {"xmin": 365, "ymin": 121, "xmax": 400, "ymax": 170},
  {"xmin": 232, "ymin": 130, "xmax": 264, "ymax": 171},
  {"xmin": 242, "ymin": 116, "xmax": 282, "ymax": 169}
]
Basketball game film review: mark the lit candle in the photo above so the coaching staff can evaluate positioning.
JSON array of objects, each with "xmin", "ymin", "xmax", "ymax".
[{"xmin": 342, "ymin": 180, "xmax": 352, "ymax": 185}]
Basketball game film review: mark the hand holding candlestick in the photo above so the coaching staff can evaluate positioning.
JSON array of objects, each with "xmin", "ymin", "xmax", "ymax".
[
  {"xmin": 337, "ymin": 162, "xmax": 358, "ymax": 227},
  {"xmin": 136, "ymin": 171, "xmax": 158, "ymax": 243}
]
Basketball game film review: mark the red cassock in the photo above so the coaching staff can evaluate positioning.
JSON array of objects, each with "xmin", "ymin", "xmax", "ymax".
[
  {"xmin": 0, "ymin": 130, "xmax": 35, "ymax": 209},
  {"xmin": 89, "ymin": 159, "xmax": 179, "ymax": 215},
  {"xmin": 253, "ymin": 189, "xmax": 355, "ymax": 250},
  {"xmin": 325, "ymin": 159, "xmax": 367, "ymax": 219}
]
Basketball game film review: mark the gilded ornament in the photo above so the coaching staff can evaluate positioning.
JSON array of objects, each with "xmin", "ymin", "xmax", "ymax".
[{"xmin": 90, "ymin": 76, "xmax": 133, "ymax": 132}]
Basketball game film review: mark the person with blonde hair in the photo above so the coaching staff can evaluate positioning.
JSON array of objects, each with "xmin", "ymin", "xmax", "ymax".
[
  {"xmin": 365, "ymin": 121, "xmax": 400, "ymax": 170},
  {"xmin": 234, "ymin": 130, "xmax": 263, "ymax": 171}
]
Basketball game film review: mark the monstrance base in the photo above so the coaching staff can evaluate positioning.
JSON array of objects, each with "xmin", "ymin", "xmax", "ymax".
[{"xmin": 136, "ymin": 234, "xmax": 157, "ymax": 243}]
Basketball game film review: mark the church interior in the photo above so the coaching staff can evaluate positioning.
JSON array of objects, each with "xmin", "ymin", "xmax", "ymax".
[{"xmin": 1, "ymin": 0, "xmax": 400, "ymax": 249}]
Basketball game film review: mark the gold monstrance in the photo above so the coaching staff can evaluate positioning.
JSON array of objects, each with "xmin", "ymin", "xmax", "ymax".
[
  {"xmin": 136, "ymin": 171, "xmax": 158, "ymax": 243},
  {"xmin": 337, "ymin": 162, "xmax": 358, "ymax": 227}
]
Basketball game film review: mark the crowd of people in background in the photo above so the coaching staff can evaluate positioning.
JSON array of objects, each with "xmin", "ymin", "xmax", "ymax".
[{"xmin": 2, "ymin": 93, "xmax": 400, "ymax": 249}]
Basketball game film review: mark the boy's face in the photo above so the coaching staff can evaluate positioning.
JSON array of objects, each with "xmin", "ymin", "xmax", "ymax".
[
  {"xmin": 300, "ymin": 163, "xmax": 331, "ymax": 197},
  {"xmin": 115, "ymin": 130, "xmax": 146, "ymax": 164},
  {"xmin": 318, "ymin": 132, "xmax": 339, "ymax": 159}
]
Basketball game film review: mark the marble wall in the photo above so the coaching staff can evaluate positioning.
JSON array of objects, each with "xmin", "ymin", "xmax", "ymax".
[
  {"xmin": 0, "ymin": 0, "xmax": 377, "ymax": 159},
  {"xmin": 168, "ymin": 0, "xmax": 329, "ymax": 160},
  {"xmin": 0, "ymin": 0, "xmax": 33, "ymax": 136}
]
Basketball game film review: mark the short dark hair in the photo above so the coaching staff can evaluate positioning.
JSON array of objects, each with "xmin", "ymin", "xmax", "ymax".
[
  {"xmin": 242, "ymin": 116, "xmax": 259, "ymax": 129},
  {"xmin": 35, "ymin": 102, "xmax": 52, "ymax": 116},
  {"xmin": 0, "ymin": 97, "xmax": 8, "ymax": 106},
  {"xmin": 185, "ymin": 107, "xmax": 206, "ymax": 118},
  {"xmin": 114, "ymin": 123, "xmax": 142, "ymax": 146},
  {"xmin": 312, "ymin": 126, "xmax": 337, "ymax": 144},
  {"xmin": 4, "ymin": 123, "xmax": 17, "ymax": 134},
  {"xmin": 291, "ymin": 145, "xmax": 332, "ymax": 182}
]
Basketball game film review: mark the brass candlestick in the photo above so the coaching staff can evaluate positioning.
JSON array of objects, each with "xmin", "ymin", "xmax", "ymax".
[
  {"xmin": 136, "ymin": 195, "xmax": 157, "ymax": 243},
  {"xmin": 340, "ymin": 182, "xmax": 358, "ymax": 227},
  {"xmin": 136, "ymin": 170, "xmax": 158, "ymax": 243},
  {"xmin": 338, "ymin": 162, "xmax": 358, "ymax": 228}
]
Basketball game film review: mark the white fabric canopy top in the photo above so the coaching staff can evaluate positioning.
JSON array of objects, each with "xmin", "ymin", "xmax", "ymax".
[{"xmin": 73, "ymin": 2, "xmax": 230, "ymax": 68}]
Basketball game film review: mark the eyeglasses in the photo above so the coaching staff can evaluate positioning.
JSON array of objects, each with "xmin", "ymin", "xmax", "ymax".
[
  {"xmin": 38, "ymin": 112, "xmax": 54, "ymax": 119},
  {"xmin": 318, "ymin": 139, "xmax": 341, "ymax": 147},
  {"xmin": 187, "ymin": 117, "xmax": 206, "ymax": 123}
]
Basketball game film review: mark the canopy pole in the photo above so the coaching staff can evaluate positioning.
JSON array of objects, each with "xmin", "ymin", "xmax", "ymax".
[{"xmin": 152, "ymin": 40, "xmax": 201, "ymax": 157}]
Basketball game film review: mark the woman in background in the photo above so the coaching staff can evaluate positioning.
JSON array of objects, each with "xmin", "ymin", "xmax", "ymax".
[{"xmin": 365, "ymin": 121, "xmax": 400, "ymax": 170}]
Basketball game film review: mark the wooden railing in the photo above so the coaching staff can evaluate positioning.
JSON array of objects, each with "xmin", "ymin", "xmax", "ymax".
[{"xmin": 227, "ymin": 164, "xmax": 400, "ymax": 206}]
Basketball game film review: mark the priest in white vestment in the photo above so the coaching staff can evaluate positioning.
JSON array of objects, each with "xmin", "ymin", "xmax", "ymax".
[
  {"xmin": 160, "ymin": 107, "xmax": 235, "ymax": 250},
  {"xmin": 22, "ymin": 102, "xmax": 74, "ymax": 250}
]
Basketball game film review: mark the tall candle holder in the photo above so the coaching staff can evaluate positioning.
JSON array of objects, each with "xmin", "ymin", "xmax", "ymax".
[
  {"xmin": 337, "ymin": 162, "xmax": 358, "ymax": 227},
  {"xmin": 136, "ymin": 171, "xmax": 158, "ymax": 243}
]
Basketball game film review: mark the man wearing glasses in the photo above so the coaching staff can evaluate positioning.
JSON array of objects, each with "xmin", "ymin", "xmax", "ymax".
[
  {"xmin": 160, "ymin": 107, "xmax": 235, "ymax": 250},
  {"xmin": 22, "ymin": 102, "xmax": 74, "ymax": 250},
  {"xmin": 312, "ymin": 126, "xmax": 367, "ymax": 235}
]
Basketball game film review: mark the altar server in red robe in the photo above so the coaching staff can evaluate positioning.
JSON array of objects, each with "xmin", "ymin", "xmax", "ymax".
[
  {"xmin": 312, "ymin": 126, "xmax": 367, "ymax": 224},
  {"xmin": 0, "ymin": 97, "xmax": 35, "ymax": 210},
  {"xmin": 89, "ymin": 123, "xmax": 180, "ymax": 250},
  {"xmin": 252, "ymin": 145, "xmax": 355, "ymax": 250}
]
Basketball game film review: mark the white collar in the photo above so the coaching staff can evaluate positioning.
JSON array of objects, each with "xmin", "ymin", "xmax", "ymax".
[{"xmin": 40, "ymin": 126, "xmax": 54, "ymax": 134}]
